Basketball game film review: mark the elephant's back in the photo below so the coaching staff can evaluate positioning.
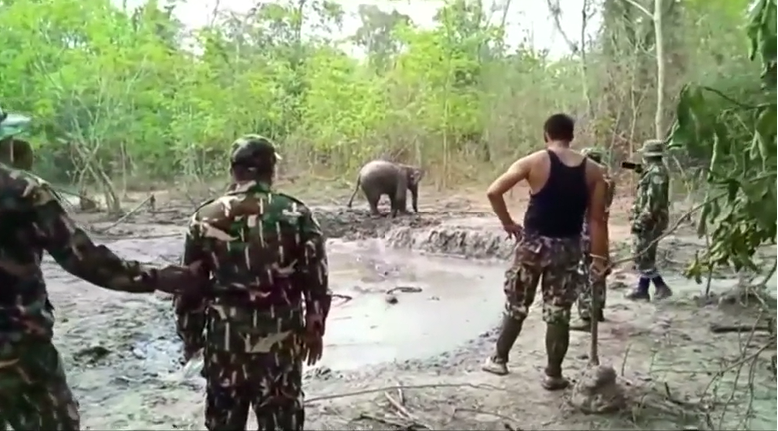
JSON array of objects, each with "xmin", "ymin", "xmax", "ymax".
[{"xmin": 359, "ymin": 160, "xmax": 397, "ymax": 181}]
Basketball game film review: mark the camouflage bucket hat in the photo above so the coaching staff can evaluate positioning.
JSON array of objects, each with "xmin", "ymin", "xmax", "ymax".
[
  {"xmin": 581, "ymin": 147, "xmax": 606, "ymax": 163},
  {"xmin": 230, "ymin": 134, "xmax": 282, "ymax": 168},
  {"xmin": 0, "ymin": 109, "xmax": 32, "ymax": 141},
  {"xmin": 639, "ymin": 139, "xmax": 665, "ymax": 157}
]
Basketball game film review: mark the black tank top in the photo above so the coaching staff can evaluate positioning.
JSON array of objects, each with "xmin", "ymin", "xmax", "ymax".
[{"xmin": 523, "ymin": 150, "xmax": 589, "ymax": 238}]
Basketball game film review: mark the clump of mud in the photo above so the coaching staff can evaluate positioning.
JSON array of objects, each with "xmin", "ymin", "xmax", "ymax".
[
  {"xmin": 569, "ymin": 365, "xmax": 627, "ymax": 414},
  {"xmin": 314, "ymin": 208, "xmax": 442, "ymax": 240},
  {"xmin": 385, "ymin": 226, "xmax": 514, "ymax": 259}
]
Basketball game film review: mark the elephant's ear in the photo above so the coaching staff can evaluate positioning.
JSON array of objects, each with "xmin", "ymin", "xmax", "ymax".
[{"xmin": 411, "ymin": 167, "xmax": 424, "ymax": 183}]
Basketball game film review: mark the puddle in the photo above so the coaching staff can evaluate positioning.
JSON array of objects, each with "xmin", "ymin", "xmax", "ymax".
[
  {"xmin": 99, "ymin": 236, "xmax": 505, "ymax": 375},
  {"xmin": 48, "ymin": 228, "xmax": 777, "ymax": 430},
  {"xmin": 102, "ymin": 235, "xmax": 762, "ymax": 375},
  {"xmin": 321, "ymin": 238, "xmax": 504, "ymax": 370}
]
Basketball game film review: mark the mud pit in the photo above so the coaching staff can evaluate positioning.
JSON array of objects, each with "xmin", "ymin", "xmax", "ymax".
[{"xmin": 48, "ymin": 204, "xmax": 776, "ymax": 430}]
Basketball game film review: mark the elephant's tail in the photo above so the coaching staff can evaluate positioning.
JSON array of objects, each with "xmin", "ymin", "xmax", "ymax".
[{"xmin": 346, "ymin": 174, "xmax": 361, "ymax": 208}]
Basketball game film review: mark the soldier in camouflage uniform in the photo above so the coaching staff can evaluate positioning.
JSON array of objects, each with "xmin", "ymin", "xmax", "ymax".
[
  {"xmin": 0, "ymin": 108, "xmax": 205, "ymax": 430},
  {"xmin": 174, "ymin": 134, "xmax": 331, "ymax": 431},
  {"xmin": 576, "ymin": 147, "xmax": 615, "ymax": 323},
  {"xmin": 626, "ymin": 140, "xmax": 672, "ymax": 300}
]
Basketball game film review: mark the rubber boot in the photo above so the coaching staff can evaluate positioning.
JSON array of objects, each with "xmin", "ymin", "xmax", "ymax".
[
  {"xmin": 625, "ymin": 277, "xmax": 651, "ymax": 301},
  {"xmin": 652, "ymin": 275, "xmax": 673, "ymax": 300},
  {"xmin": 482, "ymin": 314, "xmax": 523, "ymax": 376},
  {"xmin": 594, "ymin": 306, "xmax": 605, "ymax": 322},
  {"xmin": 541, "ymin": 323, "xmax": 570, "ymax": 390}
]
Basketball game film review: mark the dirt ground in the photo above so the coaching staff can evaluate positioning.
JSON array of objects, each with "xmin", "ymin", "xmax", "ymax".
[{"xmin": 51, "ymin": 184, "xmax": 776, "ymax": 430}]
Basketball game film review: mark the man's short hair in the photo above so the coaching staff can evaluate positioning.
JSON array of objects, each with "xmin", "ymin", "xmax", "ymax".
[{"xmin": 543, "ymin": 113, "xmax": 575, "ymax": 142}]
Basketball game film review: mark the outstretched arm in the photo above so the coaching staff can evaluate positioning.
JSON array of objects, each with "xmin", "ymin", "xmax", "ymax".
[
  {"xmin": 174, "ymin": 219, "xmax": 209, "ymax": 352},
  {"xmin": 31, "ymin": 182, "xmax": 199, "ymax": 294},
  {"xmin": 296, "ymin": 207, "xmax": 332, "ymax": 335}
]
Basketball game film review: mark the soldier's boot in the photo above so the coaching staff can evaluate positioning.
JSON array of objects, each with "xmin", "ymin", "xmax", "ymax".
[
  {"xmin": 625, "ymin": 277, "xmax": 651, "ymax": 301},
  {"xmin": 541, "ymin": 323, "xmax": 570, "ymax": 390},
  {"xmin": 588, "ymin": 292, "xmax": 606, "ymax": 322},
  {"xmin": 576, "ymin": 294, "xmax": 591, "ymax": 319},
  {"xmin": 570, "ymin": 300, "xmax": 593, "ymax": 331},
  {"xmin": 594, "ymin": 307, "xmax": 605, "ymax": 321},
  {"xmin": 652, "ymin": 275, "xmax": 673, "ymax": 300},
  {"xmin": 482, "ymin": 314, "xmax": 524, "ymax": 376}
]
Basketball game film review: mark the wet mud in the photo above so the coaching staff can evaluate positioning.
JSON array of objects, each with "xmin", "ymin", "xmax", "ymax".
[{"xmin": 47, "ymin": 204, "xmax": 777, "ymax": 430}]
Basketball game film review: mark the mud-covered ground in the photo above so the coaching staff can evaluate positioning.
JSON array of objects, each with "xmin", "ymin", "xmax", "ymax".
[{"xmin": 52, "ymin": 189, "xmax": 776, "ymax": 430}]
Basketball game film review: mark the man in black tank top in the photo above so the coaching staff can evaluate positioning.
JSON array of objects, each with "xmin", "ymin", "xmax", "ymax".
[{"xmin": 482, "ymin": 114, "xmax": 611, "ymax": 390}]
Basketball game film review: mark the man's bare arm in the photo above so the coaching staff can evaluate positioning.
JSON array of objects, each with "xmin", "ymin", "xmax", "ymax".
[
  {"xmin": 486, "ymin": 157, "xmax": 531, "ymax": 226},
  {"xmin": 587, "ymin": 165, "xmax": 610, "ymax": 262}
]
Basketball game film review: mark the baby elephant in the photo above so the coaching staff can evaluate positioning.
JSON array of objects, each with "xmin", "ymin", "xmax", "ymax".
[{"xmin": 347, "ymin": 160, "xmax": 424, "ymax": 217}]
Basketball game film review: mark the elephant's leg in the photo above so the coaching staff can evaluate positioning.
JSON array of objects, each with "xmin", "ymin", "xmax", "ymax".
[
  {"xmin": 391, "ymin": 197, "xmax": 408, "ymax": 218},
  {"xmin": 365, "ymin": 190, "xmax": 382, "ymax": 216},
  {"xmin": 391, "ymin": 181, "xmax": 409, "ymax": 217}
]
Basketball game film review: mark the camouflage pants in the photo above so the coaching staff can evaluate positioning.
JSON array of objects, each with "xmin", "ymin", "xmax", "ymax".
[
  {"xmin": 632, "ymin": 227, "xmax": 663, "ymax": 278},
  {"xmin": 203, "ymin": 341, "xmax": 305, "ymax": 430},
  {"xmin": 576, "ymin": 235, "xmax": 606, "ymax": 320},
  {"xmin": 0, "ymin": 341, "xmax": 80, "ymax": 430},
  {"xmin": 503, "ymin": 234, "xmax": 582, "ymax": 325}
]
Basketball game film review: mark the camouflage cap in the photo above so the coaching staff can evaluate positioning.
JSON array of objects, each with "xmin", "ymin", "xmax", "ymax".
[
  {"xmin": 581, "ymin": 147, "xmax": 605, "ymax": 163},
  {"xmin": 639, "ymin": 139, "xmax": 665, "ymax": 157},
  {"xmin": 230, "ymin": 134, "xmax": 282, "ymax": 169}
]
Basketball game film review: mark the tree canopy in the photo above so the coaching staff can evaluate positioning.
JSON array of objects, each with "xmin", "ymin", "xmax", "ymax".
[{"xmin": 0, "ymin": 0, "xmax": 774, "ymax": 269}]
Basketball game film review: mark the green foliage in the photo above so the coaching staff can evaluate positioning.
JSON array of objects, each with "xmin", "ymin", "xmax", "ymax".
[
  {"xmin": 2, "ymin": 0, "xmax": 568, "ymax": 186},
  {"xmin": 673, "ymin": 0, "xmax": 777, "ymax": 277},
  {"xmin": 0, "ymin": 0, "xmax": 768, "ymax": 201}
]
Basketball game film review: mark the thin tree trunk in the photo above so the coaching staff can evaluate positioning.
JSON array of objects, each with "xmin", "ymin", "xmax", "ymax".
[{"xmin": 653, "ymin": 0, "xmax": 666, "ymax": 139}]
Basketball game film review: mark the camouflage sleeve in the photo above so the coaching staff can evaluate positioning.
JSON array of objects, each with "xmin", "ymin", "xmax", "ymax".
[
  {"xmin": 296, "ymin": 206, "xmax": 332, "ymax": 335},
  {"xmin": 173, "ymin": 216, "xmax": 207, "ymax": 351},
  {"xmin": 32, "ymin": 182, "xmax": 170, "ymax": 293}
]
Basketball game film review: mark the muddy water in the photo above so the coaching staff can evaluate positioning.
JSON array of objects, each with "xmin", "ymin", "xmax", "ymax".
[
  {"xmin": 56, "ymin": 234, "xmax": 505, "ymax": 376},
  {"xmin": 322, "ymin": 239, "xmax": 503, "ymax": 370},
  {"xmin": 47, "ymin": 226, "xmax": 778, "ymax": 430},
  {"xmin": 46, "ymin": 233, "xmax": 509, "ymax": 428}
]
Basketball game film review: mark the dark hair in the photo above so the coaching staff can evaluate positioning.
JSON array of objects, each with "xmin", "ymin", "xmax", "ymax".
[{"xmin": 543, "ymin": 113, "xmax": 575, "ymax": 142}]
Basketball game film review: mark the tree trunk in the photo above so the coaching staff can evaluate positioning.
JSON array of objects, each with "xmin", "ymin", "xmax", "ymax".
[{"xmin": 653, "ymin": 0, "xmax": 666, "ymax": 139}]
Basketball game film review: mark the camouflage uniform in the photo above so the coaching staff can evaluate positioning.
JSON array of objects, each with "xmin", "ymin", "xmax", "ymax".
[
  {"xmin": 175, "ymin": 135, "xmax": 331, "ymax": 431},
  {"xmin": 626, "ymin": 140, "xmax": 672, "ymax": 300},
  {"xmin": 0, "ymin": 109, "xmax": 203, "ymax": 430},
  {"xmin": 502, "ymin": 235, "xmax": 582, "ymax": 325},
  {"xmin": 576, "ymin": 147, "xmax": 615, "ymax": 322}
]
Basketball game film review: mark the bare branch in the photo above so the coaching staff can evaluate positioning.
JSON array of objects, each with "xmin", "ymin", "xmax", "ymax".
[
  {"xmin": 546, "ymin": 0, "xmax": 594, "ymax": 119},
  {"xmin": 620, "ymin": 0, "xmax": 653, "ymax": 19},
  {"xmin": 209, "ymin": 0, "xmax": 221, "ymax": 27},
  {"xmin": 545, "ymin": 0, "xmax": 579, "ymax": 53}
]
